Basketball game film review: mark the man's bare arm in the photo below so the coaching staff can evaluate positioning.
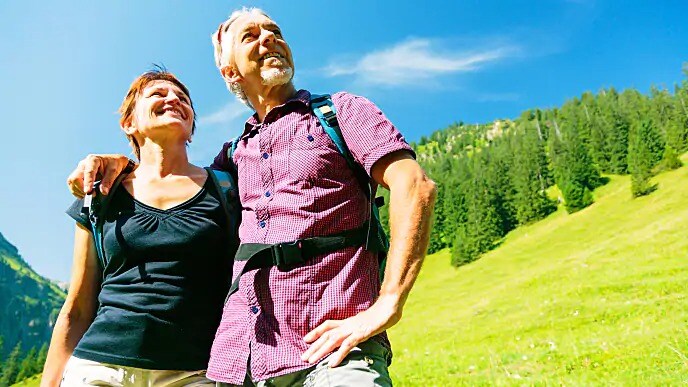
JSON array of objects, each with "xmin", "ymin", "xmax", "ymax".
[
  {"xmin": 66, "ymin": 154, "xmax": 131, "ymax": 198},
  {"xmin": 302, "ymin": 150, "xmax": 437, "ymax": 367}
]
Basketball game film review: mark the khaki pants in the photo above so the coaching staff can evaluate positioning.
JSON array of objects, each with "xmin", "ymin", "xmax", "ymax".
[
  {"xmin": 217, "ymin": 339, "xmax": 392, "ymax": 387},
  {"xmin": 61, "ymin": 356, "xmax": 215, "ymax": 386}
]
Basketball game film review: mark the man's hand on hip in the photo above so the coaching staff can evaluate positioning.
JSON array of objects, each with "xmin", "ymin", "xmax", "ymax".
[
  {"xmin": 67, "ymin": 154, "xmax": 131, "ymax": 198},
  {"xmin": 301, "ymin": 294, "xmax": 402, "ymax": 368}
]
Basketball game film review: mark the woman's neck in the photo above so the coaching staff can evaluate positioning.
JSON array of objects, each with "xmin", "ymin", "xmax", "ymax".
[{"xmin": 135, "ymin": 140, "xmax": 191, "ymax": 178}]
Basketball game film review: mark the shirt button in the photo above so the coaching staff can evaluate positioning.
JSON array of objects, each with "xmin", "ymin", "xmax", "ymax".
[
  {"xmin": 265, "ymin": 191, "xmax": 271, "ymax": 197},
  {"xmin": 307, "ymin": 135, "xmax": 314, "ymax": 142},
  {"xmin": 259, "ymin": 221, "xmax": 266, "ymax": 228},
  {"xmin": 262, "ymin": 152, "xmax": 269, "ymax": 159},
  {"xmin": 250, "ymin": 306, "xmax": 259, "ymax": 314}
]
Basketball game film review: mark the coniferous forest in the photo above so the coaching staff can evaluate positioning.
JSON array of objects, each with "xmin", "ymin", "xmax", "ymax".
[{"xmin": 380, "ymin": 66, "xmax": 688, "ymax": 268}]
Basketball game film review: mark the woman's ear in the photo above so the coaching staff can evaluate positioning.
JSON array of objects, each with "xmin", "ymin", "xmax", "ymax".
[{"xmin": 121, "ymin": 119, "xmax": 136, "ymax": 136}]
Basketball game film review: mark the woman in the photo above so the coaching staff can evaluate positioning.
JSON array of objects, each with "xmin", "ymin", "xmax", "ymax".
[{"xmin": 42, "ymin": 69, "xmax": 235, "ymax": 386}]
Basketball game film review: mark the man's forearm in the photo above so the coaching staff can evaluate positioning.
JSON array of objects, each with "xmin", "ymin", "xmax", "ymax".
[{"xmin": 379, "ymin": 173, "xmax": 437, "ymax": 308}]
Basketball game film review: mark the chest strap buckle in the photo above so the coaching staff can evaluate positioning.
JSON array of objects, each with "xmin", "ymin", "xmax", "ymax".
[{"xmin": 271, "ymin": 241, "xmax": 303, "ymax": 271}]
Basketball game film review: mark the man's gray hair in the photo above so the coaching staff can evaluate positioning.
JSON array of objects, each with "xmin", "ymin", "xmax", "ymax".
[{"xmin": 211, "ymin": 7, "xmax": 271, "ymax": 109}]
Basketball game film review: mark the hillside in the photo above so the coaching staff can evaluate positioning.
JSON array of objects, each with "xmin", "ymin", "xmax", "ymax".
[
  {"xmin": 388, "ymin": 156, "xmax": 688, "ymax": 385},
  {"xmin": 0, "ymin": 232, "xmax": 65, "ymax": 359}
]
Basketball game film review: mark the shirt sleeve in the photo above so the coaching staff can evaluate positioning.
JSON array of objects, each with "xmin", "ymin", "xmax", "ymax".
[
  {"xmin": 331, "ymin": 92, "xmax": 415, "ymax": 176},
  {"xmin": 209, "ymin": 141, "xmax": 234, "ymax": 172},
  {"xmin": 65, "ymin": 198, "xmax": 92, "ymax": 231}
]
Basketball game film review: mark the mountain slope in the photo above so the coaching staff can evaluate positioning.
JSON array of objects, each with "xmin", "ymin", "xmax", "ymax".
[
  {"xmin": 0, "ymin": 232, "xmax": 65, "ymax": 359},
  {"xmin": 389, "ymin": 157, "xmax": 688, "ymax": 385}
]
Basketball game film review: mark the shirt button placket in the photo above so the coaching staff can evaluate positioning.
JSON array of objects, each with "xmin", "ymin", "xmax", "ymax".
[{"xmin": 257, "ymin": 122, "xmax": 274, "ymax": 241}]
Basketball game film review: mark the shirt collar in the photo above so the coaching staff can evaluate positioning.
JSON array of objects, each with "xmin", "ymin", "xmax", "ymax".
[{"xmin": 240, "ymin": 89, "xmax": 311, "ymax": 140}]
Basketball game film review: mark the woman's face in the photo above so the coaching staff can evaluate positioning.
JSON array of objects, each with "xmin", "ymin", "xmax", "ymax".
[{"xmin": 127, "ymin": 80, "xmax": 194, "ymax": 142}]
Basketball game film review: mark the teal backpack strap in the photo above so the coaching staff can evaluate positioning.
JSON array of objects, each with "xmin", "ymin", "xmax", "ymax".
[
  {"xmin": 84, "ymin": 172, "xmax": 129, "ymax": 274},
  {"xmin": 225, "ymin": 137, "xmax": 241, "ymax": 177},
  {"xmin": 205, "ymin": 167, "xmax": 240, "ymax": 240},
  {"xmin": 310, "ymin": 94, "xmax": 390, "ymax": 272}
]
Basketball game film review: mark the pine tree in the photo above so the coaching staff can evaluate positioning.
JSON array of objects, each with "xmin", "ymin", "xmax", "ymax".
[
  {"xmin": 484, "ymin": 137, "xmax": 517, "ymax": 234},
  {"xmin": 15, "ymin": 347, "xmax": 37, "ymax": 383},
  {"xmin": 450, "ymin": 154, "xmax": 503, "ymax": 266},
  {"xmin": 35, "ymin": 343, "xmax": 49, "ymax": 375},
  {"xmin": 510, "ymin": 124, "xmax": 557, "ymax": 224},
  {"xmin": 0, "ymin": 342, "xmax": 22, "ymax": 387},
  {"xmin": 628, "ymin": 119, "xmax": 663, "ymax": 197},
  {"xmin": 658, "ymin": 145, "xmax": 683, "ymax": 171},
  {"xmin": 549, "ymin": 110, "xmax": 601, "ymax": 213}
]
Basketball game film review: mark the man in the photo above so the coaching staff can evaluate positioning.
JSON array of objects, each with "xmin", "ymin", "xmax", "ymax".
[{"xmin": 68, "ymin": 7, "xmax": 436, "ymax": 386}]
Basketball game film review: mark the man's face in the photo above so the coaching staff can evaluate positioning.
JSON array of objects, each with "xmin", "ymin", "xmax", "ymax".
[{"xmin": 223, "ymin": 13, "xmax": 294, "ymax": 89}]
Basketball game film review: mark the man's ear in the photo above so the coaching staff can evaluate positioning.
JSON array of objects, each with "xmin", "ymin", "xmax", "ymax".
[{"xmin": 221, "ymin": 66, "xmax": 242, "ymax": 84}]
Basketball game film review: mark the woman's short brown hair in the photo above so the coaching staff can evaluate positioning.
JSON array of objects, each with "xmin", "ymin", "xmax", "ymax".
[{"xmin": 118, "ymin": 68, "xmax": 196, "ymax": 159}]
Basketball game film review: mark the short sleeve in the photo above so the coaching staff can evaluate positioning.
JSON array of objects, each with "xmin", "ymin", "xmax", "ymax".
[
  {"xmin": 209, "ymin": 142, "xmax": 234, "ymax": 172},
  {"xmin": 331, "ymin": 92, "xmax": 415, "ymax": 176},
  {"xmin": 65, "ymin": 198, "xmax": 92, "ymax": 231}
]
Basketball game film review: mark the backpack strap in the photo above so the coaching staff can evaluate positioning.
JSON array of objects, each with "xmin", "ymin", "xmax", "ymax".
[
  {"xmin": 224, "ymin": 223, "xmax": 369, "ymax": 302},
  {"xmin": 83, "ymin": 172, "xmax": 129, "ymax": 273},
  {"xmin": 225, "ymin": 137, "xmax": 241, "ymax": 179},
  {"xmin": 310, "ymin": 94, "xmax": 389, "ymax": 257},
  {"xmin": 205, "ymin": 167, "xmax": 240, "ymax": 240}
]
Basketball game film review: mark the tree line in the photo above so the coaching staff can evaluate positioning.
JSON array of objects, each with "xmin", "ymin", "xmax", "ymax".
[
  {"xmin": 0, "ymin": 336, "xmax": 48, "ymax": 387},
  {"xmin": 380, "ymin": 66, "xmax": 688, "ymax": 267}
]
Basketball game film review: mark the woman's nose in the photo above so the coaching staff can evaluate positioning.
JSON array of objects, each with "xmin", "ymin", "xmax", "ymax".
[{"xmin": 165, "ymin": 92, "xmax": 181, "ymax": 104}]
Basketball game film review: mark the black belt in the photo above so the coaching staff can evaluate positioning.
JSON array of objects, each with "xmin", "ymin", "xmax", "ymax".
[{"xmin": 225, "ymin": 224, "xmax": 368, "ymax": 302}]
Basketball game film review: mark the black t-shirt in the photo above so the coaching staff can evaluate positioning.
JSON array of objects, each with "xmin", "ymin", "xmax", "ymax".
[{"xmin": 66, "ymin": 177, "xmax": 235, "ymax": 370}]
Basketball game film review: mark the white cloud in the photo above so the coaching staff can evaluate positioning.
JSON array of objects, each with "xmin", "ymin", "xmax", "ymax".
[
  {"xmin": 198, "ymin": 100, "xmax": 250, "ymax": 127},
  {"xmin": 325, "ymin": 38, "xmax": 519, "ymax": 87}
]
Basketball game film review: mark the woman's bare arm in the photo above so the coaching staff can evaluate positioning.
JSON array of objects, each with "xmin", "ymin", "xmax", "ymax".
[{"xmin": 41, "ymin": 223, "xmax": 101, "ymax": 387}]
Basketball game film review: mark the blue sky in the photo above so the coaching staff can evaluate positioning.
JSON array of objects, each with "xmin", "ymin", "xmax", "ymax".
[{"xmin": 1, "ymin": 0, "xmax": 686, "ymax": 282}]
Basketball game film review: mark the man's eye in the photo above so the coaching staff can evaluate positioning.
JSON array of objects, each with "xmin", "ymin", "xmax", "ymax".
[
  {"xmin": 273, "ymin": 30, "xmax": 282, "ymax": 37},
  {"xmin": 151, "ymin": 91, "xmax": 163, "ymax": 97},
  {"xmin": 242, "ymin": 33, "xmax": 256, "ymax": 42}
]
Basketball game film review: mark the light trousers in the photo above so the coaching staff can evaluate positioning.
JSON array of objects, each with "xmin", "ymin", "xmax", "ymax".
[
  {"xmin": 61, "ymin": 356, "xmax": 215, "ymax": 387},
  {"xmin": 216, "ymin": 339, "xmax": 393, "ymax": 387}
]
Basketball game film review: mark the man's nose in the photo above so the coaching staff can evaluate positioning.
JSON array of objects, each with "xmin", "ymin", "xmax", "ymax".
[{"xmin": 259, "ymin": 29, "xmax": 276, "ymax": 46}]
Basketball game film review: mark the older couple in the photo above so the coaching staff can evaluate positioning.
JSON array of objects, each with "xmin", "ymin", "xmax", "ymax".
[{"xmin": 45, "ymin": 7, "xmax": 435, "ymax": 387}]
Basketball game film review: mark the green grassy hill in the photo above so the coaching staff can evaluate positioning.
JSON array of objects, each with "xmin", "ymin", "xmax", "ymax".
[
  {"xmin": 11, "ymin": 374, "xmax": 40, "ymax": 387},
  {"xmin": 389, "ymin": 158, "xmax": 688, "ymax": 385}
]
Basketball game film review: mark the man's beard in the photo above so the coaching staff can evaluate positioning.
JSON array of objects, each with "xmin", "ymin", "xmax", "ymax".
[{"xmin": 261, "ymin": 66, "xmax": 294, "ymax": 87}]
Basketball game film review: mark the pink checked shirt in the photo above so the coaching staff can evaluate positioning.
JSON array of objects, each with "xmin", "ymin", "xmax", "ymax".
[{"xmin": 207, "ymin": 90, "xmax": 413, "ymax": 384}]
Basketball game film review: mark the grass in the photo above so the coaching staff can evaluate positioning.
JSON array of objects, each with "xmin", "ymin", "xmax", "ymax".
[
  {"xmin": 388, "ymin": 156, "xmax": 688, "ymax": 386},
  {"xmin": 11, "ymin": 374, "xmax": 40, "ymax": 387}
]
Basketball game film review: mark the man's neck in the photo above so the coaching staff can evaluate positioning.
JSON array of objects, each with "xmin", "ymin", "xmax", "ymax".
[{"xmin": 247, "ymin": 83, "xmax": 297, "ymax": 122}]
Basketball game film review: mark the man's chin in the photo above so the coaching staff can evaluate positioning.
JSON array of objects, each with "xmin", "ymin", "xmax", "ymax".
[{"xmin": 261, "ymin": 67, "xmax": 294, "ymax": 87}]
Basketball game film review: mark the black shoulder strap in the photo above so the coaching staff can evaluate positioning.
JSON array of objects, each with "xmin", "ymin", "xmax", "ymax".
[{"xmin": 84, "ymin": 172, "xmax": 129, "ymax": 272}]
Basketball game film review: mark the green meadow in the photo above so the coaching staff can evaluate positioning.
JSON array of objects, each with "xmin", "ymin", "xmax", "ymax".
[{"xmin": 388, "ymin": 157, "xmax": 688, "ymax": 385}]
